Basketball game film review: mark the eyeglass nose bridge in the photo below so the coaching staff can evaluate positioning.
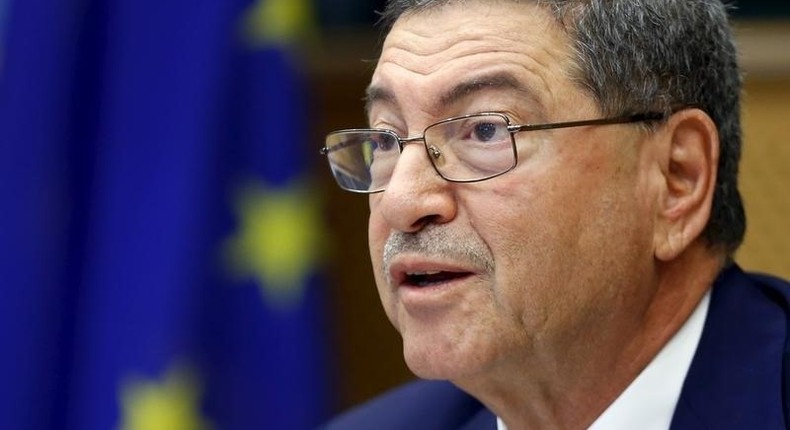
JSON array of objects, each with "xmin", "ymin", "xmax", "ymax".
[
  {"xmin": 395, "ymin": 135, "xmax": 443, "ymax": 165},
  {"xmin": 397, "ymin": 135, "xmax": 425, "ymax": 149},
  {"xmin": 397, "ymin": 135, "xmax": 443, "ymax": 158},
  {"xmin": 387, "ymin": 134, "xmax": 447, "ymax": 189}
]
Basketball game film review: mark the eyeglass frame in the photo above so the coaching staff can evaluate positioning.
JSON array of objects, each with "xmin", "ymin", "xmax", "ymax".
[{"xmin": 320, "ymin": 111, "xmax": 667, "ymax": 194}]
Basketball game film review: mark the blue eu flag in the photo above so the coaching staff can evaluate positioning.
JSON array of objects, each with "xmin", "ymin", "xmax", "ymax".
[{"xmin": 0, "ymin": 0, "xmax": 330, "ymax": 429}]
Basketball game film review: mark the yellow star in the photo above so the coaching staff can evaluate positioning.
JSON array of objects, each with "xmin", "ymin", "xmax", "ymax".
[
  {"xmin": 241, "ymin": 0, "xmax": 316, "ymax": 47},
  {"xmin": 224, "ymin": 180, "xmax": 322, "ymax": 308},
  {"xmin": 118, "ymin": 367, "xmax": 210, "ymax": 430}
]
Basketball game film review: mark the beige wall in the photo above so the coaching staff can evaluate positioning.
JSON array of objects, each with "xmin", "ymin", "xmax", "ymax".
[{"xmin": 735, "ymin": 21, "xmax": 790, "ymax": 278}]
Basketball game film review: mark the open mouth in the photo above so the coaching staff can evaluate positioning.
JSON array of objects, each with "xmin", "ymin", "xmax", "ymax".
[{"xmin": 403, "ymin": 270, "xmax": 472, "ymax": 287}]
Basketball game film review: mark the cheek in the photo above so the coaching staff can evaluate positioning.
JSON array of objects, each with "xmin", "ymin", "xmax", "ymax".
[
  {"xmin": 464, "ymin": 185, "xmax": 563, "ymax": 322},
  {"xmin": 475, "ymin": 148, "xmax": 651, "ymax": 333},
  {"xmin": 481, "ymin": 205, "xmax": 567, "ymax": 327}
]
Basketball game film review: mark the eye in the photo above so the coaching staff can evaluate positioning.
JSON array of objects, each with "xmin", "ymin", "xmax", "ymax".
[
  {"xmin": 462, "ymin": 117, "xmax": 509, "ymax": 145},
  {"xmin": 369, "ymin": 133, "xmax": 397, "ymax": 151},
  {"xmin": 473, "ymin": 122, "xmax": 499, "ymax": 142}
]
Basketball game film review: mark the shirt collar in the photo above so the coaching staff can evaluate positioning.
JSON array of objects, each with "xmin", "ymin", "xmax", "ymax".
[{"xmin": 497, "ymin": 291, "xmax": 711, "ymax": 430}]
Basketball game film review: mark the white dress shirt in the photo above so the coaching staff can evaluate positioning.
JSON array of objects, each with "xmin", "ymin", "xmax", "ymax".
[{"xmin": 497, "ymin": 291, "xmax": 711, "ymax": 430}]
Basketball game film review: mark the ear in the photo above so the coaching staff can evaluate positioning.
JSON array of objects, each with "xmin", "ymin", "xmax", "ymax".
[{"xmin": 653, "ymin": 109, "xmax": 719, "ymax": 261}]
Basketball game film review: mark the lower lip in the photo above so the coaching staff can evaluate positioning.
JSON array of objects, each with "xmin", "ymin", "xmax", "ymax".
[{"xmin": 397, "ymin": 273, "xmax": 475, "ymax": 308}]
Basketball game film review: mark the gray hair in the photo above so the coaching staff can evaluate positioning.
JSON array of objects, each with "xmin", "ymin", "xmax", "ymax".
[{"xmin": 378, "ymin": 0, "xmax": 746, "ymax": 256}]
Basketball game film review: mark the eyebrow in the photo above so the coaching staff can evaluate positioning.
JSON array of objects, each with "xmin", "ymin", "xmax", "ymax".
[
  {"xmin": 365, "ymin": 71, "xmax": 541, "ymax": 118},
  {"xmin": 365, "ymin": 85, "xmax": 397, "ymax": 117},
  {"xmin": 439, "ymin": 72, "xmax": 538, "ymax": 108}
]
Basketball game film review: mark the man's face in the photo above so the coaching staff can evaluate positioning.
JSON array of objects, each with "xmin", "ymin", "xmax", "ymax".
[{"xmin": 367, "ymin": 2, "xmax": 660, "ymax": 386}]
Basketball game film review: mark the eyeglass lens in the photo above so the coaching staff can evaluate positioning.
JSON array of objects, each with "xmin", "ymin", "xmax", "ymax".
[{"xmin": 324, "ymin": 114, "xmax": 517, "ymax": 192}]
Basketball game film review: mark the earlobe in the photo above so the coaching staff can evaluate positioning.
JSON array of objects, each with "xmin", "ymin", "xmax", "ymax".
[{"xmin": 654, "ymin": 109, "xmax": 719, "ymax": 261}]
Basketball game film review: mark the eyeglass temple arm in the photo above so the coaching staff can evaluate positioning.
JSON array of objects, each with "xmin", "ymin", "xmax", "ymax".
[{"xmin": 508, "ymin": 112, "xmax": 667, "ymax": 133}]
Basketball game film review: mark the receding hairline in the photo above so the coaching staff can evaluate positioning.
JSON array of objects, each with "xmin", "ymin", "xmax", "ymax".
[{"xmin": 378, "ymin": 0, "xmax": 542, "ymax": 33}]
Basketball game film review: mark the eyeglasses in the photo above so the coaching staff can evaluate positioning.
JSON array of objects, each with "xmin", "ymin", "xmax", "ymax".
[{"xmin": 320, "ymin": 111, "xmax": 665, "ymax": 193}]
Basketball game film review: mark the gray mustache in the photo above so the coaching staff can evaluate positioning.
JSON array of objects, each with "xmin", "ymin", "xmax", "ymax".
[{"xmin": 382, "ymin": 225, "xmax": 494, "ymax": 279}]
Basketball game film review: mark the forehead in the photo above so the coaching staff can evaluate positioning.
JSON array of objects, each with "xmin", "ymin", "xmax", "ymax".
[{"xmin": 369, "ymin": 1, "xmax": 579, "ymax": 121}]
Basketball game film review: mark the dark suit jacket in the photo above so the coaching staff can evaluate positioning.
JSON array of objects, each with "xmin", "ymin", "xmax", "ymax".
[{"xmin": 322, "ymin": 265, "xmax": 790, "ymax": 429}]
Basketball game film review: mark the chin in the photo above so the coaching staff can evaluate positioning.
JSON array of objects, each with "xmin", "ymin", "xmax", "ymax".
[
  {"xmin": 400, "ymin": 328, "xmax": 494, "ymax": 382},
  {"xmin": 403, "ymin": 349, "xmax": 467, "ymax": 381}
]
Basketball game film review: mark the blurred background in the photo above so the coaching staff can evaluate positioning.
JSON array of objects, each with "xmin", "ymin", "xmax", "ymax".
[{"xmin": 0, "ymin": 0, "xmax": 787, "ymax": 429}]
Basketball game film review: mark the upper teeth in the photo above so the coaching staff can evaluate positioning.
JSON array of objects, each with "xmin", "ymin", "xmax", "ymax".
[{"xmin": 408, "ymin": 271, "xmax": 442, "ymax": 276}]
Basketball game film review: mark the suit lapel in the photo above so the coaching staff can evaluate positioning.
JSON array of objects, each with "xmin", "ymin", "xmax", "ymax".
[
  {"xmin": 670, "ymin": 266, "xmax": 788, "ymax": 429},
  {"xmin": 458, "ymin": 408, "xmax": 496, "ymax": 430}
]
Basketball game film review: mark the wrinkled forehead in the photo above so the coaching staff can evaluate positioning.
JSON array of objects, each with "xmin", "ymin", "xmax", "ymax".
[
  {"xmin": 368, "ymin": 1, "xmax": 583, "ymax": 122},
  {"xmin": 381, "ymin": 1, "xmax": 565, "ymax": 55}
]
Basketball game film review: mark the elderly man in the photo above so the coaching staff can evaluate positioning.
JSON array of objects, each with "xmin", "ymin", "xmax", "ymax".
[{"xmin": 320, "ymin": 0, "xmax": 790, "ymax": 429}]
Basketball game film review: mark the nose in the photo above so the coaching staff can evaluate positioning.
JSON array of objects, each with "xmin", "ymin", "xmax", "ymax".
[{"xmin": 373, "ymin": 143, "xmax": 457, "ymax": 233}]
